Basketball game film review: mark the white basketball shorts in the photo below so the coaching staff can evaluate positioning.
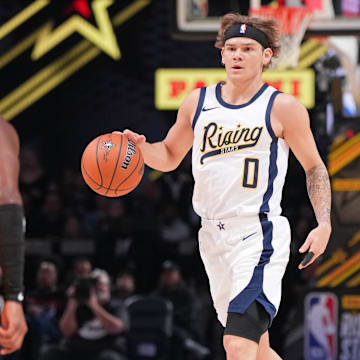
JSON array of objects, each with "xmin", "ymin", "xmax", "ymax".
[{"xmin": 199, "ymin": 214, "xmax": 291, "ymax": 327}]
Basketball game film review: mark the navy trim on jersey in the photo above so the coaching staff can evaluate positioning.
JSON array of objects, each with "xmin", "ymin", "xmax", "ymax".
[
  {"xmin": 265, "ymin": 90, "xmax": 281, "ymax": 140},
  {"xmin": 260, "ymin": 139, "xmax": 278, "ymax": 214},
  {"xmin": 215, "ymin": 82, "xmax": 268, "ymax": 109},
  {"xmin": 192, "ymin": 87, "xmax": 206, "ymax": 129}
]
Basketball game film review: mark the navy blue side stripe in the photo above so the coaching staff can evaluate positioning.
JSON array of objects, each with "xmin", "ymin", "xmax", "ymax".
[
  {"xmin": 260, "ymin": 140, "xmax": 278, "ymax": 214},
  {"xmin": 261, "ymin": 90, "xmax": 280, "ymax": 213},
  {"xmin": 228, "ymin": 91, "xmax": 280, "ymax": 324},
  {"xmin": 192, "ymin": 87, "xmax": 206, "ymax": 129},
  {"xmin": 265, "ymin": 90, "xmax": 281, "ymax": 141}
]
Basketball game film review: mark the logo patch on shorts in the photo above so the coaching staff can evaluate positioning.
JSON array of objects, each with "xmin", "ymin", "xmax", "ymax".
[
  {"xmin": 217, "ymin": 221, "xmax": 225, "ymax": 230},
  {"xmin": 242, "ymin": 232, "xmax": 256, "ymax": 241}
]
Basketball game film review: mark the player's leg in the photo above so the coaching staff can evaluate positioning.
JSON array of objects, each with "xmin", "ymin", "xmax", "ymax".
[
  {"xmin": 223, "ymin": 302, "xmax": 269, "ymax": 360},
  {"xmin": 256, "ymin": 331, "xmax": 282, "ymax": 360},
  {"xmin": 223, "ymin": 334, "xmax": 258, "ymax": 360}
]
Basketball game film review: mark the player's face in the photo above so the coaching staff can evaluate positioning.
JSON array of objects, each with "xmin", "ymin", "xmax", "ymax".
[{"xmin": 221, "ymin": 37, "xmax": 272, "ymax": 79}]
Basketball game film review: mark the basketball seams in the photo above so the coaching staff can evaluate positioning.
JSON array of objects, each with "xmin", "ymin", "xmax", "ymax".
[
  {"xmin": 81, "ymin": 133, "xmax": 144, "ymax": 197},
  {"xmin": 114, "ymin": 149, "xmax": 142, "ymax": 194},
  {"xmin": 81, "ymin": 161, "xmax": 102, "ymax": 190},
  {"xmin": 104, "ymin": 133, "xmax": 123, "ymax": 195},
  {"xmin": 115, "ymin": 183, "xmax": 139, "ymax": 195},
  {"xmin": 95, "ymin": 135, "xmax": 104, "ymax": 186},
  {"xmin": 82, "ymin": 160, "xmax": 138, "ymax": 192},
  {"xmin": 115, "ymin": 157, "xmax": 144, "ymax": 196}
]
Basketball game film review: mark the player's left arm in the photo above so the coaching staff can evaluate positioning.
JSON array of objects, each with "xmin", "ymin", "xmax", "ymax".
[{"xmin": 273, "ymin": 94, "xmax": 332, "ymax": 269}]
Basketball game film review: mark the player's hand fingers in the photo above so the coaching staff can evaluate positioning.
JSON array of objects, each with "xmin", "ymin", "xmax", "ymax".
[
  {"xmin": 298, "ymin": 251, "xmax": 315, "ymax": 269},
  {"xmin": 0, "ymin": 329, "xmax": 15, "ymax": 352},
  {"xmin": 299, "ymin": 236, "xmax": 312, "ymax": 254},
  {"xmin": 0, "ymin": 337, "xmax": 20, "ymax": 355},
  {"xmin": 0, "ymin": 323, "xmax": 27, "ymax": 355},
  {"xmin": 123, "ymin": 129, "xmax": 146, "ymax": 145},
  {"xmin": 0, "ymin": 337, "xmax": 23, "ymax": 355},
  {"xmin": 112, "ymin": 131, "xmax": 123, "ymax": 135},
  {"xmin": 0, "ymin": 326, "xmax": 12, "ymax": 340}
]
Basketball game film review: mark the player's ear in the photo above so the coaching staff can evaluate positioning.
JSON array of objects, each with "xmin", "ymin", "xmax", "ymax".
[
  {"xmin": 221, "ymin": 47, "xmax": 225, "ymax": 66},
  {"xmin": 217, "ymin": 48, "xmax": 225, "ymax": 67},
  {"xmin": 263, "ymin": 47, "xmax": 273, "ymax": 66}
]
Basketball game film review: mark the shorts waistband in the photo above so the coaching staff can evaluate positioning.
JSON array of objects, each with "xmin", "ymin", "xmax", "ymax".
[{"xmin": 201, "ymin": 213, "xmax": 268, "ymax": 229}]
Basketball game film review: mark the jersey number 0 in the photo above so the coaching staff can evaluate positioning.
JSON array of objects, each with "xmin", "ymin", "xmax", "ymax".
[{"xmin": 243, "ymin": 158, "xmax": 259, "ymax": 188}]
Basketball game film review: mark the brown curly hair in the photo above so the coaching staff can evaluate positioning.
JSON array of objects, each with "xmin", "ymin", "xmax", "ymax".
[{"xmin": 215, "ymin": 13, "xmax": 281, "ymax": 69}]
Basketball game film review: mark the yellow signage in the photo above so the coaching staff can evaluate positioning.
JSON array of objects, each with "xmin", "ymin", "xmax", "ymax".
[
  {"xmin": 342, "ymin": 295, "xmax": 360, "ymax": 310},
  {"xmin": 332, "ymin": 178, "xmax": 360, "ymax": 191},
  {"xmin": 155, "ymin": 68, "xmax": 315, "ymax": 110}
]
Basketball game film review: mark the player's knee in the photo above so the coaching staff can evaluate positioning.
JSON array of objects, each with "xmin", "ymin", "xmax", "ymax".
[
  {"xmin": 223, "ymin": 335, "xmax": 257, "ymax": 360},
  {"xmin": 257, "ymin": 347, "xmax": 282, "ymax": 360}
]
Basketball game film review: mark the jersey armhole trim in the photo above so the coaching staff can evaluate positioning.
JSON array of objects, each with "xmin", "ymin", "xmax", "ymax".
[
  {"xmin": 192, "ymin": 87, "xmax": 206, "ymax": 130},
  {"xmin": 265, "ymin": 90, "xmax": 281, "ymax": 141}
]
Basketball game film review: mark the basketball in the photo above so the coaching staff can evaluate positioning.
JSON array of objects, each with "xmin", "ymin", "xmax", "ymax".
[{"xmin": 81, "ymin": 133, "xmax": 144, "ymax": 197}]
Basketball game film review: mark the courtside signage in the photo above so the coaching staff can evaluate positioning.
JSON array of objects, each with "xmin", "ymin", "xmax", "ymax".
[
  {"xmin": 155, "ymin": 68, "xmax": 315, "ymax": 109},
  {"xmin": 305, "ymin": 292, "xmax": 338, "ymax": 360}
]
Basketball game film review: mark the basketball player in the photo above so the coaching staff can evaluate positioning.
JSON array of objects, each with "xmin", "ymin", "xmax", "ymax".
[
  {"xmin": 0, "ymin": 116, "xmax": 27, "ymax": 355},
  {"xmin": 117, "ymin": 13, "xmax": 331, "ymax": 360}
]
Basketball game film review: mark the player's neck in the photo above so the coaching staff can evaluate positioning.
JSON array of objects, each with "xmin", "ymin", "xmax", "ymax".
[{"xmin": 221, "ymin": 78, "xmax": 264, "ymax": 105}]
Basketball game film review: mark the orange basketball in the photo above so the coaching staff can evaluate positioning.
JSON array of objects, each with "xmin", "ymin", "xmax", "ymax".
[{"xmin": 81, "ymin": 133, "xmax": 144, "ymax": 197}]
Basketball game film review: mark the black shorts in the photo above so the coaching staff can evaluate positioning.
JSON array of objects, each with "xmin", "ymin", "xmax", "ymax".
[{"xmin": 224, "ymin": 301, "xmax": 270, "ymax": 344}]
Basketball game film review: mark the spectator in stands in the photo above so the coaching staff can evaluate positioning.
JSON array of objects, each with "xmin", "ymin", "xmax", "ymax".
[
  {"xmin": 158, "ymin": 203, "xmax": 192, "ymax": 260},
  {"xmin": 40, "ymin": 268, "xmax": 127, "ymax": 360},
  {"xmin": 111, "ymin": 269, "xmax": 136, "ymax": 308},
  {"xmin": 23, "ymin": 260, "xmax": 65, "ymax": 360},
  {"xmin": 93, "ymin": 199, "xmax": 132, "ymax": 272},
  {"xmin": 40, "ymin": 191, "xmax": 66, "ymax": 238},
  {"xmin": 73, "ymin": 257, "xmax": 93, "ymax": 279},
  {"xmin": 154, "ymin": 261, "xmax": 209, "ymax": 359},
  {"xmin": 83, "ymin": 196, "xmax": 111, "ymax": 237},
  {"xmin": 63, "ymin": 214, "xmax": 84, "ymax": 239},
  {"xmin": 63, "ymin": 257, "xmax": 93, "ymax": 289},
  {"xmin": 60, "ymin": 167, "xmax": 93, "ymax": 216},
  {"xmin": 19, "ymin": 145, "xmax": 48, "ymax": 209}
]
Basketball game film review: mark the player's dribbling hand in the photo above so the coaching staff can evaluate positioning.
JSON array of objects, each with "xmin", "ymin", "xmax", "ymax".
[
  {"xmin": 0, "ymin": 301, "xmax": 28, "ymax": 355},
  {"xmin": 112, "ymin": 129, "xmax": 146, "ymax": 146},
  {"xmin": 298, "ymin": 223, "xmax": 331, "ymax": 269}
]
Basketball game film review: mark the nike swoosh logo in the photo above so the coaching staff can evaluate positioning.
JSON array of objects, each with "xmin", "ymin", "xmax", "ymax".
[
  {"xmin": 202, "ymin": 107, "xmax": 219, "ymax": 112},
  {"xmin": 242, "ymin": 232, "xmax": 256, "ymax": 241}
]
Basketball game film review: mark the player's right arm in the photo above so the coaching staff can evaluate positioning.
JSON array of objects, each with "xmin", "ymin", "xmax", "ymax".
[{"xmin": 120, "ymin": 88, "xmax": 200, "ymax": 172}]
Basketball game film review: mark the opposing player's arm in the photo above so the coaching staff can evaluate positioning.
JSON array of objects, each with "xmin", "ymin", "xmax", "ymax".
[
  {"xmin": 122, "ymin": 89, "xmax": 199, "ymax": 172},
  {"xmin": 273, "ymin": 94, "xmax": 331, "ymax": 268},
  {"xmin": 0, "ymin": 118, "xmax": 27, "ymax": 355}
]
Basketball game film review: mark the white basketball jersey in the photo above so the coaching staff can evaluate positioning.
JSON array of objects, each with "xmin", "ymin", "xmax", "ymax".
[{"xmin": 192, "ymin": 82, "xmax": 289, "ymax": 220}]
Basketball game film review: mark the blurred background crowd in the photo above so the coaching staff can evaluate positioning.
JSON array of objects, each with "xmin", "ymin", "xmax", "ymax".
[{"xmin": 7, "ymin": 142, "xmax": 316, "ymax": 360}]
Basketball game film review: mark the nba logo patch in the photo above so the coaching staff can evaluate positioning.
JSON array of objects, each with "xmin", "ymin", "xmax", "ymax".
[
  {"xmin": 240, "ymin": 24, "xmax": 247, "ymax": 34},
  {"xmin": 305, "ymin": 292, "xmax": 338, "ymax": 360}
]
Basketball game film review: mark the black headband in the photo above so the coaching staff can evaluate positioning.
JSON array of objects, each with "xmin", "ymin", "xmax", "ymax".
[{"xmin": 224, "ymin": 24, "xmax": 269, "ymax": 49}]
